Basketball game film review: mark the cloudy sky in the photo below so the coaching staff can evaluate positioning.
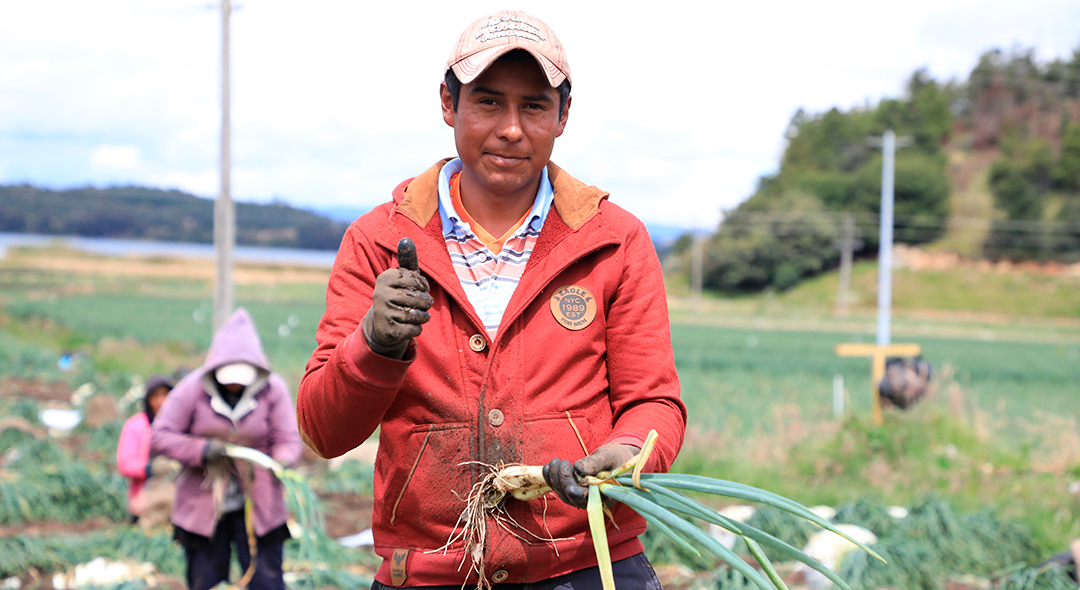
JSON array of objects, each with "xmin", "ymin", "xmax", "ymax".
[{"xmin": 2, "ymin": 0, "xmax": 1078, "ymax": 230}]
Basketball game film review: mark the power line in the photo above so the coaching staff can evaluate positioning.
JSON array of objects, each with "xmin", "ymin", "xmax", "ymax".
[
  {"xmin": 707, "ymin": 211, "xmax": 1080, "ymax": 251},
  {"xmin": 716, "ymin": 211, "xmax": 1080, "ymax": 233}
]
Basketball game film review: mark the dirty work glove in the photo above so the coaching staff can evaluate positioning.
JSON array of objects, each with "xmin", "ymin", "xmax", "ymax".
[
  {"xmin": 543, "ymin": 443, "xmax": 640, "ymax": 509},
  {"xmin": 362, "ymin": 238, "xmax": 434, "ymax": 359},
  {"xmin": 202, "ymin": 440, "xmax": 227, "ymax": 464}
]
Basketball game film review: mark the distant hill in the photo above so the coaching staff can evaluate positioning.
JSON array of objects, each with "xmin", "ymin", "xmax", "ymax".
[
  {"xmin": 0, "ymin": 185, "xmax": 688, "ymax": 255},
  {"xmin": 0, "ymin": 185, "xmax": 349, "ymax": 251},
  {"xmin": 312, "ymin": 205, "xmax": 369, "ymax": 224},
  {"xmin": 675, "ymin": 43, "xmax": 1080, "ymax": 293},
  {"xmin": 309, "ymin": 205, "xmax": 692, "ymax": 255}
]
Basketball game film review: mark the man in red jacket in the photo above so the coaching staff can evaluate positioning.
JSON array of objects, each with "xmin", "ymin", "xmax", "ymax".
[{"xmin": 298, "ymin": 10, "xmax": 686, "ymax": 589}]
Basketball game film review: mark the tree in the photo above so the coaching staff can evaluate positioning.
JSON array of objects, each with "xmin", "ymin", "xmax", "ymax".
[{"xmin": 1054, "ymin": 120, "xmax": 1080, "ymax": 192}]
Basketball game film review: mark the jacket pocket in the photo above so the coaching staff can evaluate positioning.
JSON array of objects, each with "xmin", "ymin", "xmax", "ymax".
[
  {"xmin": 520, "ymin": 410, "xmax": 595, "ymax": 465},
  {"xmin": 378, "ymin": 423, "xmax": 472, "ymax": 549}
]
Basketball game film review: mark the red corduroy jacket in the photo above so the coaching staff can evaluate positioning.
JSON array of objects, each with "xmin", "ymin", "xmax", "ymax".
[{"xmin": 297, "ymin": 160, "xmax": 686, "ymax": 587}]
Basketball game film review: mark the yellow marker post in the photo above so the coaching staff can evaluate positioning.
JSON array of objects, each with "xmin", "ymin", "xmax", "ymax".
[{"xmin": 835, "ymin": 342, "xmax": 921, "ymax": 425}]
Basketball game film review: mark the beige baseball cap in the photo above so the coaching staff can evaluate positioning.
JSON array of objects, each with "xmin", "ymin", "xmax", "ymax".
[{"xmin": 447, "ymin": 10, "xmax": 571, "ymax": 88}]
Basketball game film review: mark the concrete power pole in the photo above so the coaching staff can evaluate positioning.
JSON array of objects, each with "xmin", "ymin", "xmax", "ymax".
[
  {"xmin": 691, "ymin": 230, "xmax": 704, "ymax": 312},
  {"xmin": 837, "ymin": 131, "xmax": 915, "ymax": 427},
  {"xmin": 867, "ymin": 130, "xmax": 911, "ymax": 346},
  {"xmin": 835, "ymin": 213, "xmax": 854, "ymax": 318},
  {"xmin": 213, "ymin": 0, "xmax": 234, "ymax": 332},
  {"xmin": 877, "ymin": 131, "xmax": 896, "ymax": 345}
]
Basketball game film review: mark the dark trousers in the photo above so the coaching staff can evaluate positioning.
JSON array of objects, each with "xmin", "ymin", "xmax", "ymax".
[
  {"xmin": 370, "ymin": 552, "xmax": 662, "ymax": 590},
  {"xmin": 181, "ymin": 510, "xmax": 286, "ymax": 590}
]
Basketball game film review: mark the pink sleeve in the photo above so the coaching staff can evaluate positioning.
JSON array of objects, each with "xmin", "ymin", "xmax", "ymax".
[
  {"xmin": 152, "ymin": 378, "xmax": 213, "ymax": 467},
  {"xmin": 116, "ymin": 414, "xmax": 150, "ymax": 480}
]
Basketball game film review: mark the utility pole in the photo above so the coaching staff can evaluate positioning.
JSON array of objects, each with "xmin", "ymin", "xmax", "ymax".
[
  {"xmin": 865, "ymin": 130, "xmax": 912, "ymax": 346},
  {"xmin": 691, "ymin": 230, "xmax": 704, "ymax": 312},
  {"xmin": 836, "ymin": 130, "xmax": 916, "ymax": 426},
  {"xmin": 835, "ymin": 213, "xmax": 854, "ymax": 318},
  {"xmin": 213, "ymin": 0, "xmax": 234, "ymax": 331},
  {"xmin": 876, "ymin": 130, "xmax": 896, "ymax": 346}
]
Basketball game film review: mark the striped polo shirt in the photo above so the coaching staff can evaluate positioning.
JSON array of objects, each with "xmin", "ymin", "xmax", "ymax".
[{"xmin": 437, "ymin": 158, "xmax": 554, "ymax": 340}]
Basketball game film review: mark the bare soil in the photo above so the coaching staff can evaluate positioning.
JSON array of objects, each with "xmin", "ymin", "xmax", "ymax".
[
  {"xmin": 896, "ymin": 243, "xmax": 1080, "ymax": 276},
  {"xmin": 319, "ymin": 493, "xmax": 374, "ymax": 539},
  {"xmin": 1, "ymin": 377, "xmax": 71, "ymax": 402},
  {"xmin": 0, "ymin": 516, "xmax": 115, "ymax": 538},
  {"xmin": 6, "ymin": 249, "xmax": 330, "ymax": 286}
]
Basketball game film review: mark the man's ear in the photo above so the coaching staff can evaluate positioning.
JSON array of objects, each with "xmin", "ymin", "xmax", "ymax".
[
  {"xmin": 440, "ymin": 82, "xmax": 455, "ymax": 128},
  {"xmin": 555, "ymin": 95, "xmax": 571, "ymax": 138}
]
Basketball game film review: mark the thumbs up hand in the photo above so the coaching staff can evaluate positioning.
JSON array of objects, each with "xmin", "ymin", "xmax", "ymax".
[{"xmin": 362, "ymin": 238, "xmax": 434, "ymax": 358}]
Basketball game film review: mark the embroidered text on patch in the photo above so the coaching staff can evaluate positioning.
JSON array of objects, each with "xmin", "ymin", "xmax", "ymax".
[
  {"xmin": 475, "ymin": 15, "xmax": 545, "ymax": 44},
  {"xmin": 550, "ymin": 285, "xmax": 597, "ymax": 330}
]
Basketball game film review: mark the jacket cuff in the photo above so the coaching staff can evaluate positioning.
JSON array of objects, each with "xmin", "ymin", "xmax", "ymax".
[{"xmin": 341, "ymin": 329, "xmax": 415, "ymax": 391}]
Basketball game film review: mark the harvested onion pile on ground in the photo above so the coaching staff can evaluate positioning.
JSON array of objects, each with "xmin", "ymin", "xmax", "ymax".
[{"xmin": 468, "ymin": 431, "xmax": 885, "ymax": 590}]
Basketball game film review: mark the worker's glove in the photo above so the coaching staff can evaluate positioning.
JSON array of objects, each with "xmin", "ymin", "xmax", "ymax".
[
  {"xmin": 202, "ymin": 440, "xmax": 227, "ymax": 464},
  {"xmin": 362, "ymin": 238, "xmax": 434, "ymax": 359},
  {"xmin": 543, "ymin": 443, "xmax": 640, "ymax": 509}
]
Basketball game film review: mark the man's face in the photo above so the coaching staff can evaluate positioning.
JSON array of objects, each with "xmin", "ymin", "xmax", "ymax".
[{"xmin": 441, "ymin": 55, "xmax": 569, "ymax": 202}]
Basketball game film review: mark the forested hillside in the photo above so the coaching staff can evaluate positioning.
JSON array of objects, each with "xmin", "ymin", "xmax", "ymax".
[
  {"xmin": 0, "ymin": 185, "xmax": 350, "ymax": 251},
  {"xmin": 685, "ymin": 44, "xmax": 1080, "ymax": 293}
]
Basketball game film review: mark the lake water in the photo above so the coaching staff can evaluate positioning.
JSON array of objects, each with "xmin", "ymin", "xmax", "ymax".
[{"xmin": 0, "ymin": 232, "xmax": 337, "ymax": 267}]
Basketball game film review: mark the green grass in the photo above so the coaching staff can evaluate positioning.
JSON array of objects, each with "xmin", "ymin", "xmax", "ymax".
[
  {"xmin": 671, "ymin": 323, "xmax": 1079, "ymax": 437},
  {"xmin": 4, "ymin": 292, "xmax": 327, "ymax": 387},
  {"xmin": 774, "ymin": 261, "xmax": 1080, "ymax": 321}
]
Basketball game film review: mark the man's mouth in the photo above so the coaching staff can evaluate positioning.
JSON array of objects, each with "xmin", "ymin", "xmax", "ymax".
[{"xmin": 486, "ymin": 153, "xmax": 527, "ymax": 164}]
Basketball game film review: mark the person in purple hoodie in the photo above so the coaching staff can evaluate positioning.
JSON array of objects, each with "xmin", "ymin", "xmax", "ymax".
[{"xmin": 152, "ymin": 308, "xmax": 301, "ymax": 590}]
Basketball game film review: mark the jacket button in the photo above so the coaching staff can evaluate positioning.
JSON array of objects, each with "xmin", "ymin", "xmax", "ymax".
[
  {"xmin": 491, "ymin": 569, "xmax": 509, "ymax": 583},
  {"xmin": 469, "ymin": 334, "xmax": 487, "ymax": 352},
  {"xmin": 487, "ymin": 409, "xmax": 504, "ymax": 427}
]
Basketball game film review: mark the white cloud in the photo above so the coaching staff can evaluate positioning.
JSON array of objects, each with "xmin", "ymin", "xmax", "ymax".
[
  {"xmin": 625, "ymin": 156, "xmax": 678, "ymax": 179},
  {"xmin": 90, "ymin": 145, "xmax": 140, "ymax": 169}
]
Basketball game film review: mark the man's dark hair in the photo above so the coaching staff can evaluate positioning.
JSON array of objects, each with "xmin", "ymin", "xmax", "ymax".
[{"xmin": 444, "ymin": 49, "xmax": 571, "ymax": 117}]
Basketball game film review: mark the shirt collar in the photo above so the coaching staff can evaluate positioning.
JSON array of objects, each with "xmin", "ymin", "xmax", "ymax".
[{"xmin": 437, "ymin": 158, "xmax": 554, "ymax": 239}]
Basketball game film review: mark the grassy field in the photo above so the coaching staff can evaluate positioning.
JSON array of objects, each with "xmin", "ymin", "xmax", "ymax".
[{"xmin": 2, "ymin": 244, "xmax": 1080, "ymax": 580}]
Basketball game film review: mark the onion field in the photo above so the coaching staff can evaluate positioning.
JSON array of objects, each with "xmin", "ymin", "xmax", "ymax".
[{"xmin": 1, "ymin": 246, "xmax": 1079, "ymax": 589}]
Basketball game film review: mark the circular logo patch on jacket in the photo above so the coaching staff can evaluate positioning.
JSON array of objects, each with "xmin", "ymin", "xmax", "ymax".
[{"xmin": 550, "ymin": 285, "xmax": 597, "ymax": 330}]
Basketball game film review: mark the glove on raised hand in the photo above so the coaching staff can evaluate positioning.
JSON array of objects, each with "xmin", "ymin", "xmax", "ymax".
[
  {"xmin": 362, "ymin": 238, "xmax": 434, "ymax": 359},
  {"xmin": 542, "ymin": 443, "xmax": 640, "ymax": 508}
]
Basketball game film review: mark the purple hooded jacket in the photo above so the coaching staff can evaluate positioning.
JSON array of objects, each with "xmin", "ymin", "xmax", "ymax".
[{"xmin": 151, "ymin": 308, "xmax": 301, "ymax": 537}]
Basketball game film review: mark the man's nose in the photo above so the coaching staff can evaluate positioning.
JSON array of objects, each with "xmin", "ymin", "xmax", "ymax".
[{"xmin": 496, "ymin": 109, "xmax": 524, "ymax": 142}]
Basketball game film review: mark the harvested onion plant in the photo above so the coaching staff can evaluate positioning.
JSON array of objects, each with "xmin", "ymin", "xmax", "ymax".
[
  {"xmin": 222, "ymin": 445, "xmax": 372, "ymax": 589},
  {"xmin": 457, "ymin": 431, "xmax": 883, "ymax": 590},
  {"xmin": 436, "ymin": 462, "xmax": 571, "ymax": 584}
]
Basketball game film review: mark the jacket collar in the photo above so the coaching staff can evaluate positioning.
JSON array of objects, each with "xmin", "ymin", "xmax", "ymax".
[
  {"xmin": 377, "ymin": 159, "xmax": 617, "ymax": 339},
  {"xmin": 393, "ymin": 159, "xmax": 609, "ymax": 231}
]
